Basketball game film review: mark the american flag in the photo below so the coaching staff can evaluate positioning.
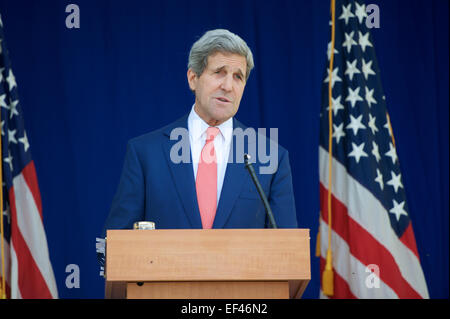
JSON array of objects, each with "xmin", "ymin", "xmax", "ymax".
[
  {"xmin": 0, "ymin": 14, "xmax": 58, "ymax": 298},
  {"xmin": 318, "ymin": 0, "xmax": 429, "ymax": 298}
]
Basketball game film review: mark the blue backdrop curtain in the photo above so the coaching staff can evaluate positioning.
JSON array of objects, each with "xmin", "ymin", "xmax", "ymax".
[{"xmin": 0, "ymin": 0, "xmax": 447, "ymax": 298}]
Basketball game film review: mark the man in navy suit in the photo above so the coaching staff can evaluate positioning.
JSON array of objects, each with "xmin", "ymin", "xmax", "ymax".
[{"xmin": 103, "ymin": 29, "xmax": 297, "ymax": 232}]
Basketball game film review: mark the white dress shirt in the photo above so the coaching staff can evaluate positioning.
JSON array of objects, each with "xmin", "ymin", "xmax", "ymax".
[{"xmin": 188, "ymin": 105, "xmax": 233, "ymax": 205}]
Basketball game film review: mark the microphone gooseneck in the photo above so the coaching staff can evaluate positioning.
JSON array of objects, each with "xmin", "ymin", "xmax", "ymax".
[{"xmin": 244, "ymin": 154, "xmax": 277, "ymax": 228}]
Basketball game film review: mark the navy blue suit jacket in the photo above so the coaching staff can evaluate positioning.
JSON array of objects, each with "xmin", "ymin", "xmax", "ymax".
[{"xmin": 103, "ymin": 114, "xmax": 297, "ymax": 233}]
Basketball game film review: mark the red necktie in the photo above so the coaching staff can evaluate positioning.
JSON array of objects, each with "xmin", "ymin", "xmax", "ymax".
[{"xmin": 196, "ymin": 127, "xmax": 220, "ymax": 229}]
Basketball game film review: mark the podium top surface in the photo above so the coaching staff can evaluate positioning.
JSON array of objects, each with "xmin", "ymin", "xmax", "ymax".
[{"xmin": 106, "ymin": 228, "xmax": 310, "ymax": 282}]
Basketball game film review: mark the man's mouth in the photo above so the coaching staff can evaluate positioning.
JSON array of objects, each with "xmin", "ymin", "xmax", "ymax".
[{"xmin": 216, "ymin": 97, "xmax": 231, "ymax": 103}]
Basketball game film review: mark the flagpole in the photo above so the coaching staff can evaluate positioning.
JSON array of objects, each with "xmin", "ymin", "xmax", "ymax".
[
  {"xmin": 0, "ymin": 100, "xmax": 6, "ymax": 299},
  {"xmin": 386, "ymin": 112, "xmax": 396, "ymax": 147},
  {"xmin": 322, "ymin": 0, "xmax": 336, "ymax": 297}
]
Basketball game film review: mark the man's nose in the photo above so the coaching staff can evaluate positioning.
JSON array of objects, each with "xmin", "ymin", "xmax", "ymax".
[{"xmin": 220, "ymin": 74, "xmax": 233, "ymax": 92}]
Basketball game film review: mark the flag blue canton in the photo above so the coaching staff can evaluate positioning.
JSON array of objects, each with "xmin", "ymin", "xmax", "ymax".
[
  {"xmin": 1, "ymin": 16, "xmax": 34, "ymax": 242},
  {"xmin": 1, "ymin": 21, "xmax": 33, "ymax": 192},
  {"xmin": 319, "ymin": 0, "xmax": 410, "ymax": 238}
]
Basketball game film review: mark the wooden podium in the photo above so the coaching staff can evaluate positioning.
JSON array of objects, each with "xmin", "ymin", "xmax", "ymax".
[{"xmin": 105, "ymin": 228, "xmax": 310, "ymax": 299}]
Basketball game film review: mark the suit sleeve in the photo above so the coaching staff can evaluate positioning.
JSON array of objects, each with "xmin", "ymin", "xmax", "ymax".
[
  {"xmin": 102, "ymin": 141, "xmax": 145, "ymax": 236},
  {"xmin": 268, "ymin": 149, "xmax": 298, "ymax": 228}
]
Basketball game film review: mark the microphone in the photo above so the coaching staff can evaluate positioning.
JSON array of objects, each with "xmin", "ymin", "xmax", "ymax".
[{"xmin": 244, "ymin": 154, "xmax": 277, "ymax": 228}]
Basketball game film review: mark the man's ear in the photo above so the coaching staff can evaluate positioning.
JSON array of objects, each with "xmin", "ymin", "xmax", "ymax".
[{"xmin": 187, "ymin": 69, "xmax": 197, "ymax": 92}]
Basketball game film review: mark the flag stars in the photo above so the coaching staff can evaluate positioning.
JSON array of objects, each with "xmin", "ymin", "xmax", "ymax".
[
  {"xmin": 346, "ymin": 86, "xmax": 364, "ymax": 108},
  {"xmin": 354, "ymin": 2, "xmax": 367, "ymax": 24},
  {"xmin": 9, "ymin": 99, "xmax": 19, "ymax": 119},
  {"xmin": 365, "ymin": 86, "xmax": 377, "ymax": 107},
  {"xmin": 387, "ymin": 171, "xmax": 403, "ymax": 193},
  {"xmin": 8, "ymin": 128, "xmax": 17, "ymax": 144},
  {"xmin": 384, "ymin": 114, "xmax": 394, "ymax": 137},
  {"xmin": 374, "ymin": 168, "xmax": 384, "ymax": 190},
  {"xmin": 324, "ymin": 67, "xmax": 342, "ymax": 88},
  {"xmin": 3, "ymin": 151, "xmax": 13, "ymax": 171},
  {"xmin": 345, "ymin": 59, "xmax": 361, "ymax": 81},
  {"xmin": 362, "ymin": 59, "xmax": 376, "ymax": 80},
  {"xmin": 342, "ymin": 31, "xmax": 358, "ymax": 53},
  {"xmin": 333, "ymin": 123, "xmax": 346, "ymax": 144},
  {"xmin": 358, "ymin": 31, "xmax": 373, "ymax": 52},
  {"xmin": 389, "ymin": 199, "xmax": 408, "ymax": 222},
  {"xmin": 346, "ymin": 114, "xmax": 366, "ymax": 135},
  {"xmin": 2, "ymin": 205, "xmax": 10, "ymax": 224},
  {"xmin": 338, "ymin": 3, "xmax": 355, "ymax": 25},
  {"xmin": 384, "ymin": 120, "xmax": 392, "ymax": 135},
  {"xmin": 0, "ymin": 93, "xmax": 8, "ymax": 109},
  {"xmin": 385, "ymin": 142, "xmax": 398, "ymax": 164},
  {"xmin": 327, "ymin": 95, "xmax": 345, "ymax": 116},
  {"xmin": 19, "ymin": 131, "xmax": 30, "ymax": 152},
  {"xmin": 371, "ymin": 141, "xmax": 381, "ymax": 162},
  {"xmin": 327, "ymin": 41, "xmax": 339, "ymax": 61},
  {"xmin": 348, "ymin": 142, "xmax": 368, "ymax": 163},
  {"xmin": 6, "ymin": 69, "xmax": 17, "ymax": 91},
  {"xmin": 368, "ymin": 114, "xmax": 378, "ymax": 135}
]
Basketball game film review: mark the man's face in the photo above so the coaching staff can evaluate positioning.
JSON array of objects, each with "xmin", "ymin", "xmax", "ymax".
[{"xmin": 188, "ymin": 51, "xmax": 247, "ymax": 126}]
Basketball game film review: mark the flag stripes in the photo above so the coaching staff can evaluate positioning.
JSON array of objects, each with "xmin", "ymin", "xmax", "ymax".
[
  {"xmin": 319, "ymin": 222, "xmax": 398, "ymax": 298},
  {"xmin": 10, "ymin": 162, "xmax": 57, "ymax": 298},
  {"xmin": 319, "ymin": 146, "xmax": 428, "ymax": 298}
]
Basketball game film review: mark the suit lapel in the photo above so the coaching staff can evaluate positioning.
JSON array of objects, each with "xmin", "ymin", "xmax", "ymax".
[
  {"xmin": 162, "ymin": 114, "xmax": 202, "ymax": 228},
  {"xmin": 212, "ymin": 160, "xmax": 247, "ymax": 228},
  {"xmin": 212, "ymin": 118, "xmax": 253, "ymax": 228}
]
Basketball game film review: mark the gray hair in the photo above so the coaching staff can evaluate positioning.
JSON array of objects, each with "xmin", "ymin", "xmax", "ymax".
[{"xmin": 188, "ymin": 29, "xmax": 254, "ymax": 82}]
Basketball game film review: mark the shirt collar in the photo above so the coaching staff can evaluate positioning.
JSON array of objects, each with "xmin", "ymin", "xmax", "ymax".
[{"xmin": 188, "ymin": 104, "xmax": 233, "ymax": 144}]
